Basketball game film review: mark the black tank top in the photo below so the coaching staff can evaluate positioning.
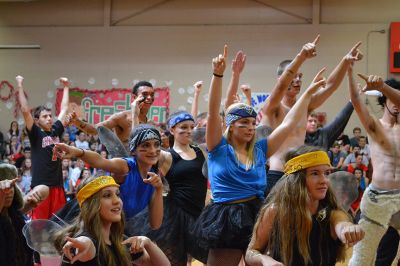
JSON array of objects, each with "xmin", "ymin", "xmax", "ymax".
[
  {"xmin": 165, "ymin": 145, "xmax": 207, "ymax": 217},
  {"xmin": 272, "ymin": 208, "xmax": 342, "ymax": 266}
]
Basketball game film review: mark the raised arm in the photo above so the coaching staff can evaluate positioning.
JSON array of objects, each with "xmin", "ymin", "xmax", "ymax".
[
  {"xmin": 322, "ymin": 101, "xmax": 354, "ymax": 148},
  {"xmin": 309, "ymin": 41, "xmax": 362, "ymax": 111},
  {"xmin": 206, "ymin": 45, "xmax": 227, "ymax": 151},
  {"xmin": 58, "ymin": 77, "xmax": 70, "ymax": 122},
  {"xmin": 267, "ymin": 68, "xmax": 327, "ymax": 157},
  {"xmin": 359, "ymin": 73, "xmax": 400, "ymax": 107},
  {"xmin": 347, "ymin": 67, "xmax": 379, "ymax": 138},
  {"xmin": 241, "ymin": 84, "xmax": 252, "ymax": 106},
  {"xmin": 16, "ymin": 76, "xmax": 34, "ymax": 131},
  {"xmin": 131, "ymin": 95, "xmax": 144, "ymax": 131},
  {"xmin": 191, "ymin": 81, "xmax": 203, "ymax": 119},
  {"xmin": 245, "ymin": 206, "xmax": 283, "ymax": 266},
  {"xmin": 224, "ymin": 50, "xmax": 246, "ymax": 110},
  {"xmin": 261, "ymin": 35, "xmax": 319, "ymax": 121},
  {"xmin": 54, "ymin": 143, "xmax": 129, "ymax": 180},
  {"xmin": 67, "ymin": 113, "xmax": 98, "ymax": 136}
]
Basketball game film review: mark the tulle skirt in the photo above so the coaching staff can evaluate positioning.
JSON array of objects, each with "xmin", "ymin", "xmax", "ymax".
[
  {"xmin": 190, "ymin": 198, "xmax": 262, "ymax": 254},
  {"xmin": 125, "ymin": 197, "xmax": 208, "ymax": 266}
]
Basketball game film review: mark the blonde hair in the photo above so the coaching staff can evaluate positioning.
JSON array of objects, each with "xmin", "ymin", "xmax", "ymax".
[
  {"xmin": 54, "ymin": 176, "xmax": 131, "ymax": 266},
  {"xmin": 223, "ymin": 102, "xmax": 256, "ymax": 170}
]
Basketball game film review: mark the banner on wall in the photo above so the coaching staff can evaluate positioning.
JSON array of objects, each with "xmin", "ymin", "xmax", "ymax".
[
  {"xmin": 247, "ymin": 92, "xmax": 326, "ymax": 126},
  {"xmin": 55, "ymin": 87, "xmax": 169, "ymax": 125},
  {"xmin": 248, "ymin": 92, "xmax": 269, "ymax": 124},
  {"xmin": 0, "ymin": 80, "xmax": 27, "ymax": 118}
]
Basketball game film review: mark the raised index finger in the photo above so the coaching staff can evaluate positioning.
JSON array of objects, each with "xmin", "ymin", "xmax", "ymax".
[
  {"xmin": 315, "ymin": 67, "xmax": 326, "ymax": 79},
  {"xmin": 357, "ymin": 73, "xmax": 369, "ymax": 82},
  {"xmin": 351, "ymin": 41, "xmax": 362, "ymax": 53},
  {"xmin": 223, "ymin": 44, "xmax": 228, "ymax": 59},
  {"xmin": 312, "ymin": 34, "xmax": 320, "ymax": 45}
]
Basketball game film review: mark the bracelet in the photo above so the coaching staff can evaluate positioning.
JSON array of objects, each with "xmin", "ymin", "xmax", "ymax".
[
  {"xmin": 77, "ymin": 148, "xmax": 85, "ymax": 158},
  {"xmin": 213, "ymin": 73, "xmax": 223, "ymax": 78},
  {"xmin": 248, "ymin": 249, "xmax": 262, "ymax": 257}
]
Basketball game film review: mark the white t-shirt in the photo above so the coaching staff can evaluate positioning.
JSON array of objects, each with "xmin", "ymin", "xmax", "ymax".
[{"xmin": 75, "ymin": 140, "xmax": 89, "ymax": 150}]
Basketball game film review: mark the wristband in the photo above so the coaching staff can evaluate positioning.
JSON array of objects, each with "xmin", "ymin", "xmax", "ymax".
[
  {"xmin": 213, "ymin": 73, "xmax": 223, "ymax": 78},
  {"xmin": 77, "ymin": 148, "xmax": 85, "ymax": 158}
]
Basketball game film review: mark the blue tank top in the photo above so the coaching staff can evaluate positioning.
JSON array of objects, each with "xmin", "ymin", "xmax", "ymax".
[
  {"xmin": 120, "ymin": 157, "xmax": 155, "ymax": 218},
  {"xmin": 208, "ymin": 137, "xmax": 268, "ymax": 203}
]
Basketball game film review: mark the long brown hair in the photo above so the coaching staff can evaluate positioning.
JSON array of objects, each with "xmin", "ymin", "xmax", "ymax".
[
  {"xmin": 54, "ymin": 176, "xmax": 131, "ymax": 266},
  {"xmin": 254, "ymin": 145, "xmax": 345, "ymax": 265}
]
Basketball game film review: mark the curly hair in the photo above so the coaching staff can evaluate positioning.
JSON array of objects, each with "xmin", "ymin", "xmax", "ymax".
[{"xmin": 377, "ymin": 79, "xmax": 400, "ymax": 107}]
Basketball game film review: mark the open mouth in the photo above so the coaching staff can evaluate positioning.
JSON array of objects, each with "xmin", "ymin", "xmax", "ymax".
[
  {"xmin": 144, "ymin": 99, "xmax": 155, "ymax": 105},
  {"xmin": 111, "ymin": 207, "xmax": 121, "ymax": 214}
]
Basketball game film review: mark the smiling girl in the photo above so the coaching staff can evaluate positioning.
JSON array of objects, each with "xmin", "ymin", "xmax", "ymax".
[
  {"xmin": 54, "ymin": 124, "xmax": 164, "ymax": 229},
  {"xmin": 246, "ymin": 145, "xmax": 364, "ymax": 266},
  {"xmin": 190, "ymin": 45, "xmax": 327, "ymax": 266},
  {"xmin": 54, "ymin": 175, "xmax": 169, "ymax": 266}
]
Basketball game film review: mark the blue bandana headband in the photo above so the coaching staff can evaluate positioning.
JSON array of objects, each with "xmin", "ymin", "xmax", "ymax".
[
  {"xmin": 168, "ymin": 112, "xmax": 194, "ymax": 128},
  {"xmin": 129, "ymin": 127, "xmax": 161, "ymax": 151},
  {"xmin": 225, "ymin": 105, "xmax": 257, "ymax": 126}
]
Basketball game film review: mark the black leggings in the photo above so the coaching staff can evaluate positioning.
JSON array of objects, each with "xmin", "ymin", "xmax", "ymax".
[{"xmin": 375, "ymin": 226, "xmax": 399, "ymax": 266}]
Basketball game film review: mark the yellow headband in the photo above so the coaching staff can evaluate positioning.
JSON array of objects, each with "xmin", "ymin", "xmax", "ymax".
[
  {"xmin": 284, "ymin": 151, "xmax": 331, "ymax": 175},
  {"xmin": 76, "ymin": 176, "xmax": 119, "ymax": 207}
]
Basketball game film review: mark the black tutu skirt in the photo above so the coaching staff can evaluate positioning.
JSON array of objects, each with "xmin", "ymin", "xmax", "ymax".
[
  {"xmin": 190, "ymin": 198, "xmax": 262, "ymax": 253},
  {"xmin": 125, "ymin": 197, "xmax": 208, "ymax": 266}
]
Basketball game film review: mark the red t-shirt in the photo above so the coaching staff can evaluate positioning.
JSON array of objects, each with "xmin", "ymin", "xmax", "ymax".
[{"xmin": 347, "ymin": 163, "xmax": 368, "ymax": 174}]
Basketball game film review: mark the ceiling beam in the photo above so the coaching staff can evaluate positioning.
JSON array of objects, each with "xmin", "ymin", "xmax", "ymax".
[
  {"xmin": 249, "ymin": 0, "xmax": 311, "ymax": 23},
  {"xmin": 104, "ymin": 0, "xmax": 111, "ymax": 27},
  {"xmin": 312, "ymin": 0, "xmax": 320, "ymax": 25},
  {"xmin": 111, "ymin": 0, "xmax": 174, "ymax": 26}
]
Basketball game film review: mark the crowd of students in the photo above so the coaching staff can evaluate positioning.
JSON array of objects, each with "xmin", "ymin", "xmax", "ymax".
[{"xmin": 0, "ymin": 36, "xmax": 399, "ymax": 266}]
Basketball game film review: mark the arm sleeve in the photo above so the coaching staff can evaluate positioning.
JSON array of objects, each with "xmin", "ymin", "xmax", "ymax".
[
  {"xmin": 53, "ymin": 120, "xmax": 65, "ymax": 138},
  {"xmin": 321, "ymin": 101, "xmax": 354, "ymax": 148},
  {"xmin": 208, "ymin": 137, "xmax": 227, "ymax": 155},
  {"xmin": 256, "ymin": 138, "xmax": 268, "ymax": 156},
  {"xmin": 27, "ymin": 123, "xmax": 39, "ymax": 143}
]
